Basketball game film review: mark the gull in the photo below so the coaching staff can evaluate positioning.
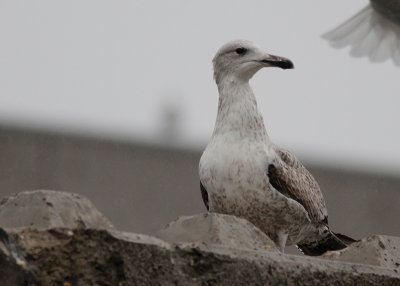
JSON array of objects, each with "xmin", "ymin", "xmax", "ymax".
[
  {"xmin": 199, "ymin": 40, "xmax": 355, "ymax": 255},
  {"xmin": 323, "ymin": 0, "xmax": 400, "ymax": 66}
]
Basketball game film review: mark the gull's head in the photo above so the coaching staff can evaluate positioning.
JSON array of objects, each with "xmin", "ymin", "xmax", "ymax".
[{"xmin": 213, "ymin": 40, "xmax": 294, "ymax": 84}]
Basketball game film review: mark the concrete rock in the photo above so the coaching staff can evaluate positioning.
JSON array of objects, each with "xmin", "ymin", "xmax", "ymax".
[
  {"xmin": 0, "ymin": 228, "xmax": 36, "ymax": 285},
  {"xmin": 0, "ymin": 190, "xmax": 115, "ymax": 230},
  {"xmin": 322, "ymin": 235, "xmax": 400, "ymax": 269},
  {"xmin": 2, "ymin": 227, "xmax": 399, "ymax": 286},
  {"xmin": 0, "ymin": 190, "xmax": 399, "ymax": 285},
  {"xmin": 157, "ymin": 213, "xmax": 278, "ymax": 252}
]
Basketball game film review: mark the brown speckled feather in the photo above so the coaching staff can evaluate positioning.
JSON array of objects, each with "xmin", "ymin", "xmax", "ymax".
[{"xmin": 268, "ymin": 147, "xmax": 328, "ymax": 223}]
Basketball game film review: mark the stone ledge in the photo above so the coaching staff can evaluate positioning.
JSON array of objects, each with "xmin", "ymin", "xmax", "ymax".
[
  {"xmin": 2, "ymin": 227, "xmax": 399, "ymax": 285},
  {"xmin": 156, "ymin": 213, "xmax": 278, "ymax": 253},
  {"xmin": 0, "ymin": 190, "xmax": 115, "ymax": 230},
  {"xmin": 322, "ymin": 235, "xmax": 400, "ymax": 269},
  {"xmin": 0, "ymin": 190, "xmax": 399, "ymax": 285}
]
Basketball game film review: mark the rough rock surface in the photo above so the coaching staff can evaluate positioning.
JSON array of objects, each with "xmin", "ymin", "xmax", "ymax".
[
  {"xmin": 0, "ymin": 190, "xmax": 399, "ymax": 285},
  {"xmin": 157, "ymin": 213, "xmax": 278, "ymax": 252},
  {"xmin": 0, "ymin": 228, "xmax": 36, "ymax": 285},
  {"xmin": 3, "ymin": 227, "xmax": 399, "ymax": 286},
  {"xmin": 322, "ymin": 235, "xmax": 400, "ymax": 269},
  {"xmin": 0, "ymin": 190, "xmax": 115, "ymax": 230}
]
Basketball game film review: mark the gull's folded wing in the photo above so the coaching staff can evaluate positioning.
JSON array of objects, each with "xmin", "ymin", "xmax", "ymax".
[{"xmin": 267, "ymin": 148, "xmax": 328, "ymax": 224}]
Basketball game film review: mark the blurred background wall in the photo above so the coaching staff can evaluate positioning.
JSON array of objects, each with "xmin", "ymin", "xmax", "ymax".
[{"xmin": 0, "ymin": 0, "xmax": 399, "ymax": 254}]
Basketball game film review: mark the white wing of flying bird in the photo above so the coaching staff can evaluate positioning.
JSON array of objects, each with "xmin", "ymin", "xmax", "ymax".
[
  {"xmin": 199, "ymin": 40, "xmax": 357, "ymax": 255},
  {"xmin": 323, "ymin": 0, "xmax": 400, "ymax": 66}
]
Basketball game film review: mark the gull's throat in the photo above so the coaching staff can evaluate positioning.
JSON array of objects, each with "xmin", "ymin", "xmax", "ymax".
[{"xmin": 212, "ymin": 79, "xmax": 268, "ymax": 141}]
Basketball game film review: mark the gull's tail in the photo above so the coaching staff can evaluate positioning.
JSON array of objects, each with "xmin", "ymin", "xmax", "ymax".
[
  {"xmin": 297, "ymin": 230, "xmax": 358, "ymax": 256},
  {"xmin": 323, "ymin": 5, "xmax": 400, "ymax": 66}
]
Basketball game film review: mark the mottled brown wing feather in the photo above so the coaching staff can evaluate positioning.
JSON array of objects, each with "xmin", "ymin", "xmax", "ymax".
[{"xmin": 268, "ymin": 148, "xmax": 328, "ymax": 223}]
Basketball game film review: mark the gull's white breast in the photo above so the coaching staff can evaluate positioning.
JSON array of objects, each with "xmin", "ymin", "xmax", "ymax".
[
  {"xmin": 199, "ymin": 133, "xmax": 314, "ymax": 245},
  {"xmin": 199, "ymin": 133, "xmax": 274, "ymax": 212}
]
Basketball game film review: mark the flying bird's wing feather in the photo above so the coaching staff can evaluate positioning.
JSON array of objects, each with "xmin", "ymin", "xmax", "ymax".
[
  {"xmin": 268, "ymin": 148, "xmax": 328, "ymax": 224},
  {"xmin": 323, "ymin": 4, "xmax": 400, "ymax": 66},
  {"xmin": 370, "ymin": 0, "xmax": 400, "ymax": 25}
]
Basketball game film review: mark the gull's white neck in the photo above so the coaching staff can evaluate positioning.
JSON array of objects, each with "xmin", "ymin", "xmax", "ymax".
[{"xmin": 212, "ymin": 76, "xmax": 268, "ymax": 142}]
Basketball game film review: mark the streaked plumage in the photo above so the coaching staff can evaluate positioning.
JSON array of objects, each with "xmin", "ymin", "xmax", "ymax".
[{"xmin": 199, "ymin": 40, "xmax": 355, "ymax": 255}]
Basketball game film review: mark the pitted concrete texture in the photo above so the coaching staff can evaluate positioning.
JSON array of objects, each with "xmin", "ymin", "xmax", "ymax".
[
  {"xmin": 2, "ymin": 227, "xmax": 399, "ymax": 286},
  {"xmin": 157, "ymin": 213, "xmax": 278, "ymax": 252},
  {"xmin": 322, "ymin": 235, "xmax": 400, "ymax": 269},
  {"xmin": 0, "ymin": 190, "xmax": 399, "ymax": 285},
  {"xmin": 0, "ymin": 190, "xmax": 115, "ymax": 230},
  {"xmin": 0, "ymin": 228, "xmax": 36, "ymax": 285}
]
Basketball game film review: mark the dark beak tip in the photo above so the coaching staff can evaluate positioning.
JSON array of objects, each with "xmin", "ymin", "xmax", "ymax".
[{"xmin": 281, "ymin": 60, "xmax": 294, "ymax": 70}]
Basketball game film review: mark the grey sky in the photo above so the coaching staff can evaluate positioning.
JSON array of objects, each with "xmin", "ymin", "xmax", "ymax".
[{"xmin": 0, "ymin": 0, "xmax": 399, "ymax": 174}]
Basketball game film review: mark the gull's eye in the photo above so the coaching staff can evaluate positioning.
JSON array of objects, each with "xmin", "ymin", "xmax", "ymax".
[{"xmin": 235, "ymin": 47, "xmax": 247, "ymax": 55}]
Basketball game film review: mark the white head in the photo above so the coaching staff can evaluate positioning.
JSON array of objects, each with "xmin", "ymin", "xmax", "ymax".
[{"xmin": 213, "ymin": 40, "xmax": 294, "ymax": 84}]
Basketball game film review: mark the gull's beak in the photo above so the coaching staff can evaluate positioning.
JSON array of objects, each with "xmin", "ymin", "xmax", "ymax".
[{"xmin": 259, "ymin": 53, "xmax": 294, "ymax": 70}]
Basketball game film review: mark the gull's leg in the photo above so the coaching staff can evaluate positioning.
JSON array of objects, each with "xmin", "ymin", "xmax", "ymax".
[{"xmin": 277, "ymin": 230, "xmax": 288, "ymax": 253}]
